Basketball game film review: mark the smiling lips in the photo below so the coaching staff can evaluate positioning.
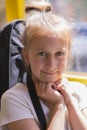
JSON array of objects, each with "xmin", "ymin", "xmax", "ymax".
[{"xmin": 41, "ymin": 71, "xmax": 58, "ymax": 76}]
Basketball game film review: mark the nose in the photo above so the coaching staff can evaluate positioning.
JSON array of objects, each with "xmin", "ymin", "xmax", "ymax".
[{"xmin": 45, "ymin": 55, "xmax": 57, "ymax": 69}]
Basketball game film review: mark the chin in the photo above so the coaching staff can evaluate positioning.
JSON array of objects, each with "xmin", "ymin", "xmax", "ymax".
[{"xmin": 41, "ymin": 77, "xmax": 61, "ymax": 83}]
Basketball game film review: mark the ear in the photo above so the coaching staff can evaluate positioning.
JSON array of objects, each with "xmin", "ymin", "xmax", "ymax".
[{"xmin": 22, "ymin": 49, "xmax": 30, "ymax": 65}]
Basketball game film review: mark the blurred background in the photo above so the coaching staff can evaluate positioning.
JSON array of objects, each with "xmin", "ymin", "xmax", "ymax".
[
  {"xmin": 0, "ymin": 0, "xmax": 6, "ymax": 28},
  {"xmin": 1, "ymin": 0, "xmax": 87, "ymax": 27},
  {"xmin": 0, "ymin": 0, "xmax": 87, "ymax": 74},
  {"xmin": 50, "ymin": 0, "xmax": 87, "ymax": 21}
]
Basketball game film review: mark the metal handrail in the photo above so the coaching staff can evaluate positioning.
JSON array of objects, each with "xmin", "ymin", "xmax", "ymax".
[{"xmin": 5, "ymin": 0, "xmax": 25, "ymax": 22}]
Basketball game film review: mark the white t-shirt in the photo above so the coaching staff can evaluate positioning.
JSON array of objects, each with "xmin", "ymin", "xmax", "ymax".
[{"xmin": 0, "ymin": 81, "xmax": 87, "ymax": 130}]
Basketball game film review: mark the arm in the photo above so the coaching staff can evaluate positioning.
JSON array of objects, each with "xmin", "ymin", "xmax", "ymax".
[
  {"xmin": 47, "ymin": 104, "xmax": 65, "ymax": 130},
  {"xmin": 55, "ymin": 79, "xmax": 87, "ymax": 130},
  {"xmin": 8, "ymin": 119, "xmax": 40, "ymax": 130},
  {"xmin": 67, "ymin": 102, "xmax": 87, "ymax": 130},
  {"xmin": 8, "ymin": 104, "xmax": 65, "ymax": 130}
]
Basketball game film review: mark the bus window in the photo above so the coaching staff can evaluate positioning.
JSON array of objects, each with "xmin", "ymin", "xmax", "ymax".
[{"xmin": 50, "ymin": 0, "xmax": 87, "ymax": 74}]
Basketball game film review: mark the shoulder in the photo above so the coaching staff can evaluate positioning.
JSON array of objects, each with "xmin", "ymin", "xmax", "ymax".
[
  {"xmin": 2, "ymin": 82, "xmax": 28, "ymax": 96},
  {"xmin": 0, "ymin": 83, "xmax": 37, "ymax": 126},
  {"xmin": 1, "ymin": 83, "xmax": 30, "ymax": 107},
  {"xmin": 1, "ymin": 82, "xmax": 34, "ymax": 116}
]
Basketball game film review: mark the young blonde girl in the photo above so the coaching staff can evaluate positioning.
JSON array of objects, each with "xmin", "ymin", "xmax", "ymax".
[{"xmin": 0, "ymin": 2, "xmax": 87, "ymax": 130}]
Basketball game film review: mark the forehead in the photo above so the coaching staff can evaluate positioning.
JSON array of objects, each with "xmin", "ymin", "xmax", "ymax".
[
  {"xmin": 24, "ymin": 25, "xmax": 71, "ymax": 52},
  {"xmin": 29, "ymin": 33, "xmax": 68, "ymax": 50},
  {"xmin": 35, "ymin": 29, "xmax": 68, "ymax": 42},
  {"xmin": 30, "ymin": 26, "xmax": 70, "ymax": 45}
]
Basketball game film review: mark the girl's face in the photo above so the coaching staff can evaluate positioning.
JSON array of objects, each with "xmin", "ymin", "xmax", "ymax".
[{"xmin": 26, "ymin": 34, "xmax": 69, "ymax": 83}]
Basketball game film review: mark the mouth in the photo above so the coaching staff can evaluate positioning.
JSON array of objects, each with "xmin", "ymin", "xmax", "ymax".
[
  {"xmin": 40, "ymin": 70, "xmax": 61, "ymax": 82},
  {"xmin": 41, "ymin": 71, "xmax": 58, "ymax": 76}
]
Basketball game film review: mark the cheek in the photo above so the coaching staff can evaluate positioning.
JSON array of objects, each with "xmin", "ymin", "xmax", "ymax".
[
  {"xmin": 34, "ymin": 58, "xmax": 43, "ymax": 66},
  {"xmin": 30, "ymin": 58, "xmax": 43, "ymax": 71},
  {"xmin": 58, "ymin": 58, "xmax": 67, "ymax": 69}
]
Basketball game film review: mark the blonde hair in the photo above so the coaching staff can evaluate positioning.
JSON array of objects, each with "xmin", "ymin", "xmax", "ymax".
[{"xmin": 23, "ymin": 12, "xmax": 72, "ymax": 52}]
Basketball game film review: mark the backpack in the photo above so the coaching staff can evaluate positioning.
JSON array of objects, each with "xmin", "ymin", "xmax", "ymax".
[
  {"xmin": 0, "ymin": 20, "xmax": 26, "ymax": 98},
  {"xmin": 0, "ymin": 20, "xmax": 46, "ymax": 130}
]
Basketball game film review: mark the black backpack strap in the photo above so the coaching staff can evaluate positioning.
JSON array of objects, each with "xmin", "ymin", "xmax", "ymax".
[{"xmin": 27, "ymin": 72, "xmax": 46, "ymax": 130}]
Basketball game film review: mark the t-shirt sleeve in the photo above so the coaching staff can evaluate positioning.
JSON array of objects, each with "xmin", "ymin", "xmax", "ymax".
[{"xmin": 0, "ymin": 84, "xmax": 36, "ymax": 126}]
